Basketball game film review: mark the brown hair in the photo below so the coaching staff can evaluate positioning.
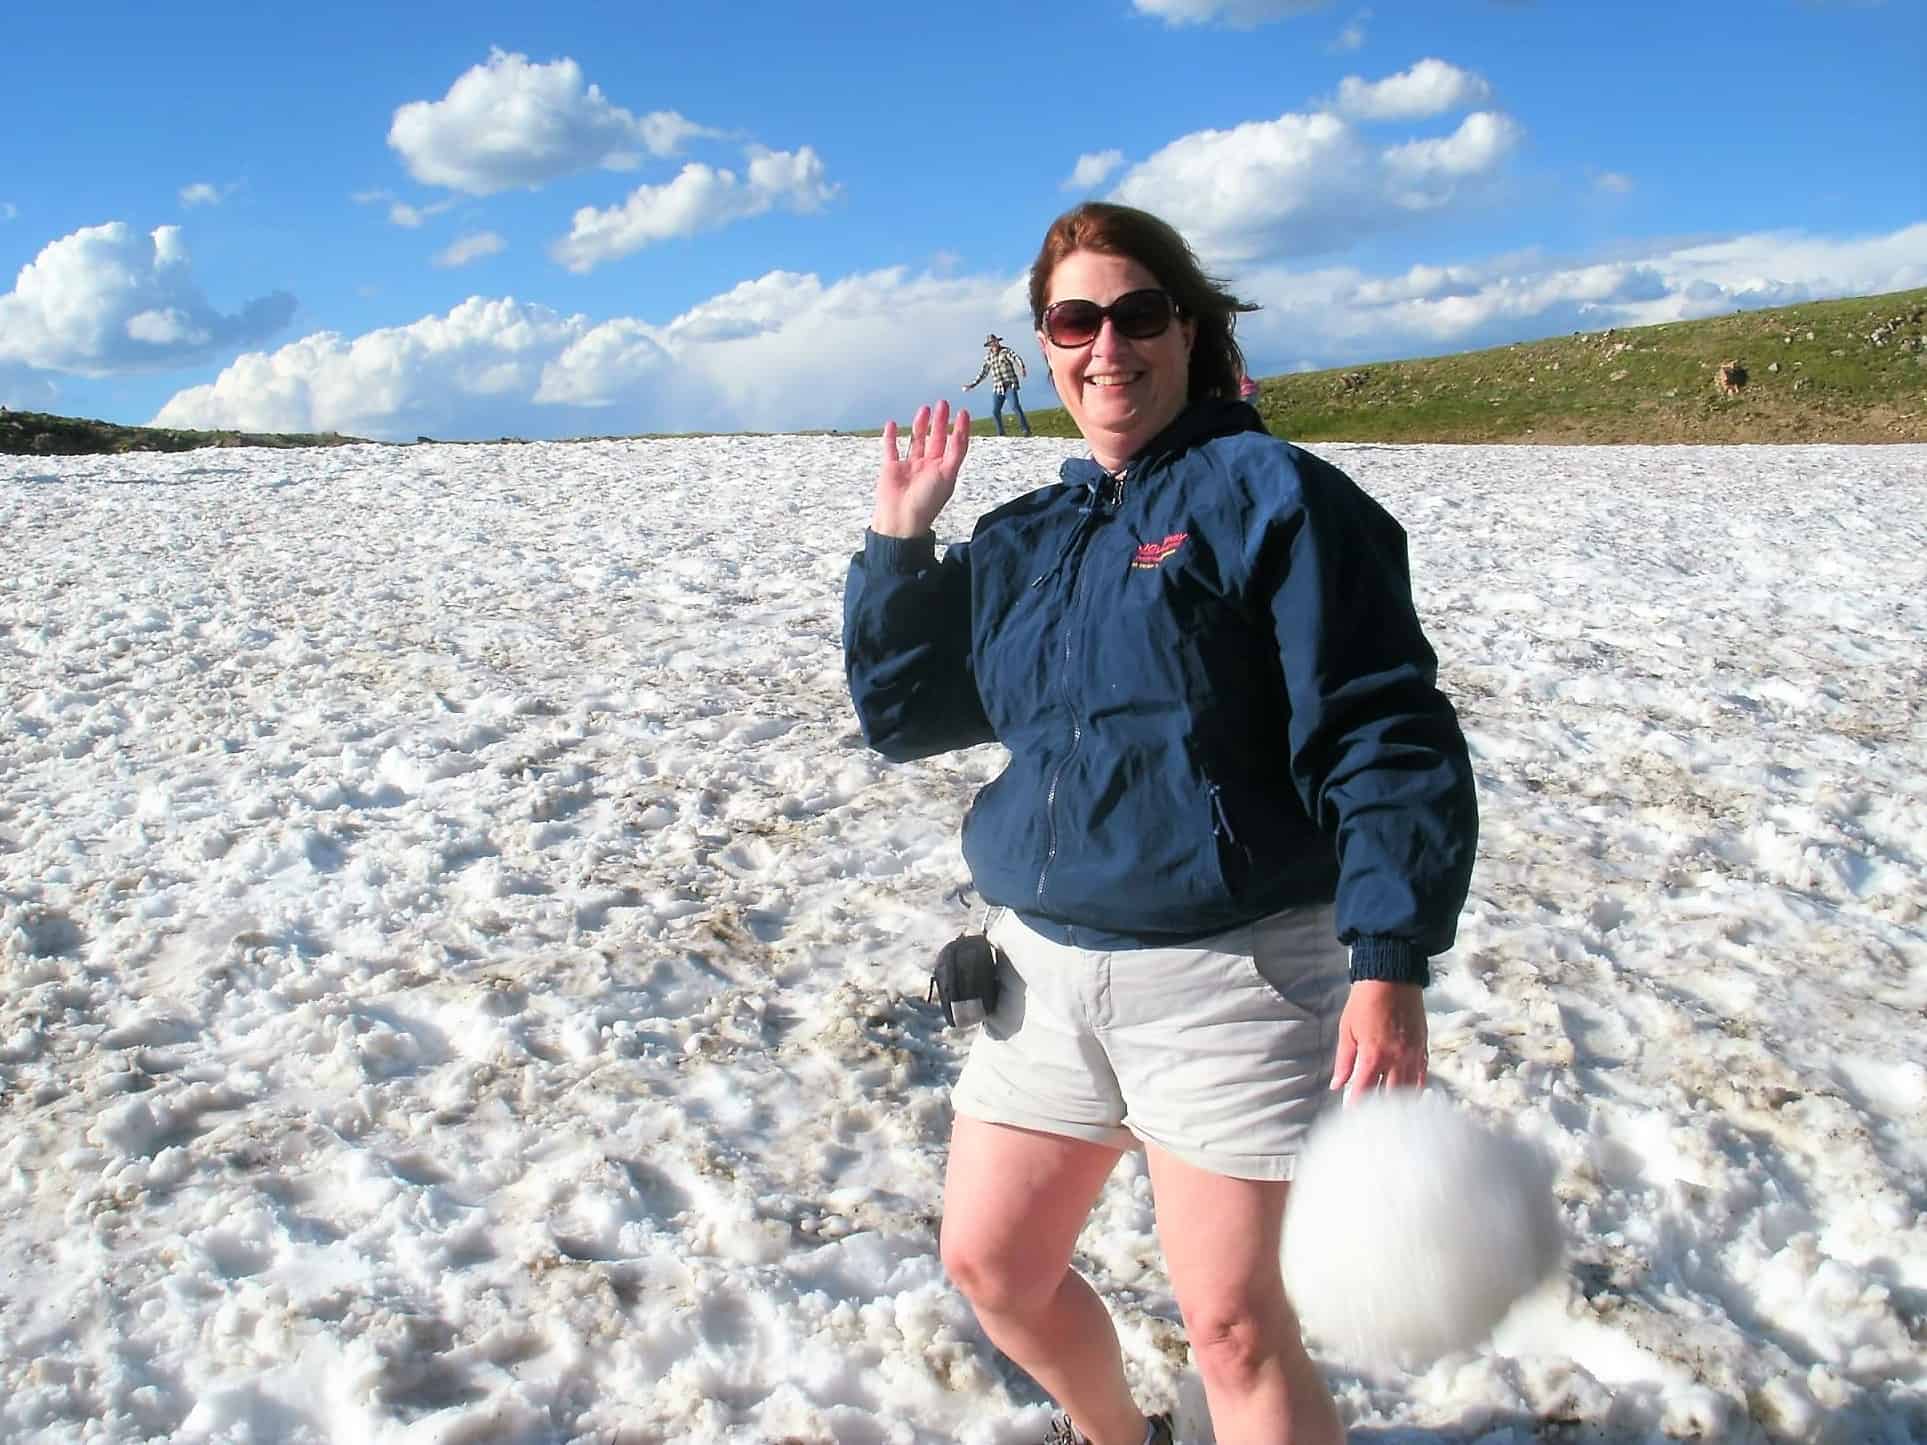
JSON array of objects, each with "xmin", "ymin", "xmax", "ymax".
[{"xmin": 1028, "ymin": 202, "xmax": 1258, "ymax": 403}]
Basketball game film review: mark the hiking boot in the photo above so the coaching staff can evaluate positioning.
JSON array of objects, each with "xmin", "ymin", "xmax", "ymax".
[{"xmin": 1040, "ymin": 1412, "xmax": 1176, "ymax": 1445}]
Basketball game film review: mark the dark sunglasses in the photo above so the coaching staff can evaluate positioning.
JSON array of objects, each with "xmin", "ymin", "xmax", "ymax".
[{"xmin": 1040, "ymin": 288, "xmax": 1180, "ymax": 348}]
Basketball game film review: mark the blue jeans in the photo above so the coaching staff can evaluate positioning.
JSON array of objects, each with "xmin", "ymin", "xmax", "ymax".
[{"xmin": 991, "ymin": 388, "xmax": 1029, "ymax": 436}]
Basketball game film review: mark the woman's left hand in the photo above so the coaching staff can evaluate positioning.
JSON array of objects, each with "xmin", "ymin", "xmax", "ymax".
[{"xmin": 1330, "ymin": 981, "xmax": 1428, "ymax": 1103}]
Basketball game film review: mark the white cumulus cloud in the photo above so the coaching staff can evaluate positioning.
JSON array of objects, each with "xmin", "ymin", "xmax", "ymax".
[
  {"xmin": 144, "ymin": 219, "xmax": 1926, "ymax": 443},
  {"xmin": 433, "ymin": 232, "xmax": 507, "ymax": 269},
  {"xmin": 551, "ymin": 145, "xmax": 838, "ymax": 273},
  {"xmin": 153, "ymin": 297, "xmax": 593, "ymax": 438},
  {"xmin": 1108, "ymin": 90, "xmax": 1521, "ymax": 261},
  {"xmin": 1231, "ymin": 221, "xmax": 1927, "ymax": 374},
  {"xmin": 125, "ymin": 309, "xmax": 211, "ymax": 346},
  {"xmin": 179, "ymin": 182, "xmax": 228, "ymax": 207},
  {"xmin": 1063, "ymin": 150, "xmax": 1125, "ymax": 190},
  {"xmin": 1133, "ymin": 0, "xmax": 1331, "ymax": 25},
  {"xmin": 1334, "ymin": 58, "xmax": 1492, "ymax": 120},
  {"xmin": 1109, "ymin": 112, "xmax": 1375, "ymax": 261},
  {"xmin": 542, "ymin": 266, "xmax": 1025, "ymax": 427},
  {"xmin": 0, "ymin": 222, "xmax": 295, "ymax": 376},
  {"xmin": 151, "ymin": 267, "xmax": 1025, "ymax": 440},
  {"xmin": 388, "ymin": 49, "xmax": 718, "ymax": 196},
  {"xmin": 1381, "ymin": 111, "xmax": 1523, "ymax": 204}
]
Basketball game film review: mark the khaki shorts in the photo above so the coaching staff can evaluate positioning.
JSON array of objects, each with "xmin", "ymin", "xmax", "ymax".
[{"xmin": 952, "ymin": 904, "xmax": 1350, "ymax": 1181}]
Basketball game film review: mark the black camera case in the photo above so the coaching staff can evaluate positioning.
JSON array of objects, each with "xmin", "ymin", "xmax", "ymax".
[{"xmin": 928, "ymin": 933, "xmax": 1004, "ymax": 1028}]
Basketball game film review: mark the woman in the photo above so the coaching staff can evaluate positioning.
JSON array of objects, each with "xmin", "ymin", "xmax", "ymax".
[{"xmin": 843, "ymin": 203, "xmax": 1478, "ymax": 1445}]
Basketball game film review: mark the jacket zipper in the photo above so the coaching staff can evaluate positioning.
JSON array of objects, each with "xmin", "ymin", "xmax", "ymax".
[
  {"xmin": 1035, "ymin": 529, "xmax": 1089, "ymax": 912},
  {"xmin": 1035, "ymin": 470, "xmax": 1127, "ymax": 912},
  {"xmin": 1208, "ymin": 780, "xmax": 1239, "ymax": 846},
  {"xmin": 1036, "ymin": 656, "xmax": 1079, "ymax": 911}
]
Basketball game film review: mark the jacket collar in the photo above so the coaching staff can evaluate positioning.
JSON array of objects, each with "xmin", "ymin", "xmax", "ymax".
[{"xmin": 1058, "ymin": 399, "xmax": 1269, "ymax": 494}]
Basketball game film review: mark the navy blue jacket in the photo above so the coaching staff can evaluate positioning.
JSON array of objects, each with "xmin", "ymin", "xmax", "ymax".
[{"xmin": 843, "ymin": 401, "xmax": 1476, "ymax": 985}]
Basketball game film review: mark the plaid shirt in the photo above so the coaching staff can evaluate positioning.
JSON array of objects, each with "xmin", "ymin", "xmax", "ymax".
[{"xmin": 965, "ymin": 346, "xmax": 1027, "ymax": 394}]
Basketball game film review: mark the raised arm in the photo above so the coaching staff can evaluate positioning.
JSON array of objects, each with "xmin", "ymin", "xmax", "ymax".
[{"xmin": 845, "ymin": 400, "xmax": 995, "ymax": 760}]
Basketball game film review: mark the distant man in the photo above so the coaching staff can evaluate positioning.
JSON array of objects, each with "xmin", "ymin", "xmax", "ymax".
[{"xmin": 964, "ymin": 333, "xmax": 1030, "ymax": 436}]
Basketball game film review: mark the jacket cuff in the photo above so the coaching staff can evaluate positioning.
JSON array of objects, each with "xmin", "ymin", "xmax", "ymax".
[
  {"xmin": 863, "ymin": 529, "xmax": 938, "ymax": 573},
  {"xmin": 1349, "ymin": 935, "xmax": 1431, "ymax": 987}
]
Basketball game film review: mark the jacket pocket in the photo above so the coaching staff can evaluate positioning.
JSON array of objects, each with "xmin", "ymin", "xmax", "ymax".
[{"xmin": 1205, "ymin": 773, "xmax": 1253, "ymax": 899}]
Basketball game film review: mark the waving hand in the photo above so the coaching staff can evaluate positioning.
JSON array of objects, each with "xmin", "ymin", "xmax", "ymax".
[{"xmin": 872, "ymin": 400, "xmax": 971, "ymax": 537}]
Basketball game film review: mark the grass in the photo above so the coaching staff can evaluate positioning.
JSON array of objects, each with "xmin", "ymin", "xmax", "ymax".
[
  {"xmin": 0, "ymin": 409, "xmax": 363, "ymax": 456},
  {"xmin": 959, "ymin": 287, "xmax": 1927, "ymax": 445}
]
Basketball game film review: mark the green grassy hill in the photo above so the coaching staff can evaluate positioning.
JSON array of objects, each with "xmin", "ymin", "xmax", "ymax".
[{"xmin": 988, "ymin": 287, "xmax": 1927, "ymax": 444}]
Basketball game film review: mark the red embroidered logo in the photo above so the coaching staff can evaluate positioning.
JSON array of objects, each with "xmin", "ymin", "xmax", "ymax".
[{"xmin": 1131, "ymin": 532, "xmax": 1189, "ymax": 569}]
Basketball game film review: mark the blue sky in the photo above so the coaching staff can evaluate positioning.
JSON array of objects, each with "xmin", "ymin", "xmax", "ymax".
[{"xmin": 2, "ymin": 0, "xmax": 1921, "ymax": 441}]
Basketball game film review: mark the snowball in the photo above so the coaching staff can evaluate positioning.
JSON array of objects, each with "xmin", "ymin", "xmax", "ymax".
[{"xmin": 1283, "ymin": 1091, "xmax": 1563, "ymax": 1366}]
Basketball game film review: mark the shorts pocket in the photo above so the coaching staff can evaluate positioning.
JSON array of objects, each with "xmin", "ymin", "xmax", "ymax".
[
  {"xmin": 1242, "ymin": 906, "xmax": 1348, "ymax": 1024},
  {"xmin": 979, "ymin": 909, "xmax": 1027, "ymax": 1039},
  {"xmin": 984, "ymin": 905, "xmax": 1012, "ymax": 948}
]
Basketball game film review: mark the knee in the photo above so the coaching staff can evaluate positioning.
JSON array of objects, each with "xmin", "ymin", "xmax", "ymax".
[
  {"xmin": 1183, "ymin": 1297, "xmax": 1283, "ymax": 1389},
  {"xmin": 941, "ymin": 1228, "xmax": 1059, "ymax": 1318}
]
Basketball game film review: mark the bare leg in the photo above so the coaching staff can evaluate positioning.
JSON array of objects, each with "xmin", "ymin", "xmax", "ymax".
[
  {"xmin": 942, "ymin": 1116, "xmax": 1148, "ymax": 1445},
  {"xmin": 1145, "ymin": 1146, "xmax": 1343, "ymax": 1445}
]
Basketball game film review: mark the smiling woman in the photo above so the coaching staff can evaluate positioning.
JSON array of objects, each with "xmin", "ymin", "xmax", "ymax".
[
  {"xmin": 1038, "ymin": 255, "xmax": 1194, "ymax": 471},
  {"xmin": 1029, "ymin": 204, "xmax": 1256, "ymax": 472},
  {"xmin": 843, "ymin": 201, "xmax": 1481, "ymax": 1444}
]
